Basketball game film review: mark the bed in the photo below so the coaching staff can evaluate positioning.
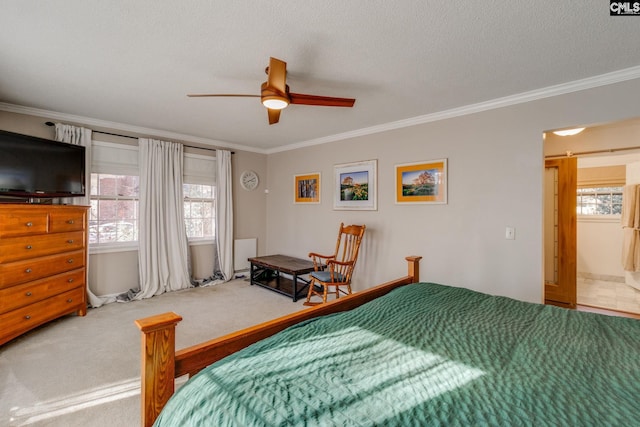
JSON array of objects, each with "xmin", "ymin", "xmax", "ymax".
[{"xmin": 136, "ymin": 256, "xmax": 640, "ymax": 426}]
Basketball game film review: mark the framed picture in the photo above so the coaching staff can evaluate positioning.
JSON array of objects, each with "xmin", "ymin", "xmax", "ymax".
[
  {"xmin": 395, "ymin": 159, "xmax": 447, "ymax": 204},
  {"xmin": 294, "ymin": 172, "xmax": 321, "ymax": 204},
  {"xmin": 334, "ymin": 160, "xmax": 377, "ymax": 210}
]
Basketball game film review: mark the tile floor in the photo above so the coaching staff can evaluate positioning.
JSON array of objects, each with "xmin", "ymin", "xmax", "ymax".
[{"xmin": 577, "ymin": 277, "xmax": 640, "ymax": 314}]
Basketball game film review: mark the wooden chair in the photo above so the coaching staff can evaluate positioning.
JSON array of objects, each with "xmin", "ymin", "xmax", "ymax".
[{"xmin": 304, "ymin": 223, "xmax": 366, "ymax": 306}]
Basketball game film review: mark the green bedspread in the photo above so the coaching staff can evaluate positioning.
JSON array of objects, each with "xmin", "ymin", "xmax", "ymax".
[{"xmin": 154, "ymin": 283, "xmax": 640, "ymax": 426}]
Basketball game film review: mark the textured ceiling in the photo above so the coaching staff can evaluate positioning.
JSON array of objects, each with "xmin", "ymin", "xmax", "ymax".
[{"xmin": 1, "ymin": 1, "xmax": 640, "ymax": 152}]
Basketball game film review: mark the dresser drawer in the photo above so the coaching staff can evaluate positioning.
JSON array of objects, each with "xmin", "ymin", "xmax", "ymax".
[
  {"xmin": 0, "ymin": 209, "xmax": 49, "ymax": 238},
  {"xmin": 0, "ymin": 231, "xmax": 85, "ymax": 263},
  {"xmin": 0, "ymin": 249, "xmax": 85, "ymax": 288},
  {"xmin": 0, "ymin": 287, "xmax": 85, "ymax": 345},
  {"xmin": 49, "ymin": 209, "xmax": 86, "ymax": 233},
  {"xmin": 0, "ymin": 268, "xmax": 85, "ymax": 314}
]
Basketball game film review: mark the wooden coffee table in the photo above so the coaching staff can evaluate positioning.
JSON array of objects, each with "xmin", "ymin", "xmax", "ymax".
[{"xmin": 248, "ymin": 254, "xmax": 318, "ymax": 302}]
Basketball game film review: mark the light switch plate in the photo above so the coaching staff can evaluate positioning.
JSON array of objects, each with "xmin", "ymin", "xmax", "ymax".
[{"xmin": 505, "ymin": 227, "xmax": 516, "ymax": 240}]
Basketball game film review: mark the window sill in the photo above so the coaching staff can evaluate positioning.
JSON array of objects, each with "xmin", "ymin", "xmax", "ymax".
[
  {"xmin": 577, "ymin": 215, "xmax": 621, "ymax": 224},
  {"xmin": 89, "ymin": 242, "xmax": 138, "ymax": 255},
  {"xmin": 89, "ymin": 239, "xmax": 215, "ymax": 255},
  {"xmin": 188, "ymin": 238, "xmax": 215, "ymax": 247}
]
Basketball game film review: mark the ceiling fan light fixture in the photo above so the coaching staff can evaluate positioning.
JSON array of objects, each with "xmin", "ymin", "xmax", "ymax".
[
  {"xmin": 553, "ymin": 127, "xmax": 585, "ymax": 136},
  {"xmin": 189, "ymin": 58, "xmax": 355, "ymax": 125},
  {"xmin": 262, "ymin": 97, "xmax": 289, "ymax": 110}
]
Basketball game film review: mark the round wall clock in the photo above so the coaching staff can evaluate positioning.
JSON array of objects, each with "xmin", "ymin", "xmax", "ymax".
[{"xmin": 240, "ymin": 170, "xmax": 259, "ymax": 191}]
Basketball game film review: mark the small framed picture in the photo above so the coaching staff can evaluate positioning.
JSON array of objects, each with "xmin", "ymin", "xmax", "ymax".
[
  {"xmin": 395, "ymin": 159, "xmax": 447, "ymax": 204},
  {"xmin": 294, "ymin": 173, "xmax": 321, "ymax": 204},
  {"xmin": 334, "ymin": 160, "xmax": 377, "ymax": 210}
]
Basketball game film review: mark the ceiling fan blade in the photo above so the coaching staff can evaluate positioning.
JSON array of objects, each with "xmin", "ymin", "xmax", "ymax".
[
  {"xmin": 187, "ymin": 94, "xmax": 260, "ymax": 98},
  {"xmin": 267, "ymin": 108, "xmax": 281, "ymax": 125},
  {"xmin": 266, "ymin": 57, "xmax": 287, "ymax": 94},
  {"xmin": 189, "ymin": 57, "xmax": 353, "ymax": 124},
  {"xmin": 289, "ymin": 92, "xmax": 356, "ymax": 107}
]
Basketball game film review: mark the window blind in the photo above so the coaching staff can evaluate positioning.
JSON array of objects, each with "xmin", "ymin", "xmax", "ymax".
[{"xmin": 92, "ymin": 140, "xmax": 215, "ymax": 183}]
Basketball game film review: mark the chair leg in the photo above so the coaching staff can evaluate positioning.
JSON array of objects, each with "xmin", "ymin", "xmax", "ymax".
[
  {"xmin": 306, "ymin": 282, "xmax": 353, "ymax": 305},
  {"xmin": 305, "ymin": 279, "xmax": 316, "ymax": 304}
]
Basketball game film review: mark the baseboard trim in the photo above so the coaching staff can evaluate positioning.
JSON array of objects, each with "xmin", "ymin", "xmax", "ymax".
[
  {"xmin": 577, "ymin": 272, "xmax": 624, "ymax": 283},
  {"xmin": 576, "ymin": 304, "xmax": 640, "ymax": 319}
]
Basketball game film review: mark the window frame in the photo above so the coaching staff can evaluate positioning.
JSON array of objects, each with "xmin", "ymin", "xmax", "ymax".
[
  {"xmin": 89, "ymin": 173, "xmax": 140, "ymax": 254},
  {"xmin": 576, "ymin": 186, "xmax": 623, "ymax": 218},
  {"xmin": 88, "ymin": 141, "xmax": 217, "ymax": 253},
  {"xmin": 183, "ymin": 182, "xmax": 216, "ymax": 243}
]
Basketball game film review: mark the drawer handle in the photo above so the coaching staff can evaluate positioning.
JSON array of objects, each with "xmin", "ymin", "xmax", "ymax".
[
  {"xmin": 67, "ymin": 259, "xmax": 74, "ymax": 264},
  {"xmin": 25, "ymin": 268, "xmax": 32, "ymax": 273},
  {"xmin": 68, "ymin": 278, "xmax": 74, "ymax": 283},
  {"xmin": 67, "ymin": 239, "xmax": 74, "ymax": 244},
  {"xmin": 67, "ymin": 220, "xmax": 75, "ymax": 224},
  {"xmin": 26, "ymin": 222, "xmax": 33, "ymax": 227},
  {"xmin": 25, "ymin": 291, "xmax": 32, "ymax": 297},
  {"xmin": 24, "ymin": 315, "xmax": 31, "ymax": 320},
  {"xmin": 26, "ymin": 245, "xmax": 32, "ymax": 250},
  {"xmin": 66, "ymin": 298, "xmax": 73, "ymax": 303}
]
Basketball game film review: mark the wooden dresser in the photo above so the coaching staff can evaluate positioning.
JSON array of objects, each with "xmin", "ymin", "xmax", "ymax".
[{"xmin": 0, "ymin": 204, "xmax": 88, "ymax": 346}]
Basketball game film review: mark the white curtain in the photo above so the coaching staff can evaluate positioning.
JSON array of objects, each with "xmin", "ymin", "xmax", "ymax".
[
  {"xmin": 215, "ymin": 150, "xmax": 234, "ymax": 281},
  {"xmin": 136, "ymin": 138, "xmax": 191, "ymax": 299},
  {"xmin": 54, "ymin": 123, "xmax": 111, "ymax": 308},
  {"xmin": 54, "ymin": 124, "xmax": 91, "ymax": 206}
]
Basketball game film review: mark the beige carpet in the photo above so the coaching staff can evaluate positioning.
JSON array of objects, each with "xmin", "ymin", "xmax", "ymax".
[{"xmin": 0, "ymin": 279, "xmax": 308, "ymax": 427}]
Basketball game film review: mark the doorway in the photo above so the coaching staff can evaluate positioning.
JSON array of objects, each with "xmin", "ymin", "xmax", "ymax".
[
  {"xmin": 544, "ymin": 118, "xmax": 640, "ymax": 315},
  {"xmin": 575, "ymin": 153, "xmax": 640, "ymax": 314}
]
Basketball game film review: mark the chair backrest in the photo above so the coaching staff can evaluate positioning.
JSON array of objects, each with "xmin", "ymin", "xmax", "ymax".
[{"xmin": 332, "ymin": 223, "xmax": 366, "ymax": 283}]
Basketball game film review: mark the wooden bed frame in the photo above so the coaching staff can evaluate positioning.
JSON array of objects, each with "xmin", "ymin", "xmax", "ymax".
[{"xmin": 135, "ymin": 255, "xmax": 421, "ymax": 427}]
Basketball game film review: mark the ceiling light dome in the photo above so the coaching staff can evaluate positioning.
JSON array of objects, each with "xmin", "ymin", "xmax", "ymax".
[
  {"xmin": 553, "ymin": 127, "xmax": 585, "ymax": 136},
  {"xmin": 262, "ymin": 97, "xmax": 289, "ymax": 110}
]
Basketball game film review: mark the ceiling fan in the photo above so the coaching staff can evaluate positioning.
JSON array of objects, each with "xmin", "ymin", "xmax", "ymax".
[{"xmin": 187, "ymin": 57, "xmax": 356, "ymax": 125}]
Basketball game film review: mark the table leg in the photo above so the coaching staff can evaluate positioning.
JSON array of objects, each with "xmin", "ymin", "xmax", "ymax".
[
  {"xmin": 246, "ymin": 258, "xmax": 315, "ymax": 302},
  {"xmin": 292, "ymin": 273, "xmax": 298, "ymax": 302}
]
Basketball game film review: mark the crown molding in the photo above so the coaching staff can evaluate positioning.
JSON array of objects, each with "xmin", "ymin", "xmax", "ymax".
[
  {"xmin": 3, "ymin": 64, "xmax": 640, "ymax": 156},
  {"xmin": 0, "ymin": 102, "xmax": 266, "ymax": 154},
  {"xmin": 266, "ymin": 65, "xmax": 640, "ymax": 154}
]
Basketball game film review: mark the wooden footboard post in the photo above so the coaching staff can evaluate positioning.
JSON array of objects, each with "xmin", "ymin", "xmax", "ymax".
[
  {"xmin": 135, "ymin": 312, "xmax": 183, "ymax": 427},
  {"xmin": 406, "ymin": 255, "xmax": 422, "ymax": 282}
]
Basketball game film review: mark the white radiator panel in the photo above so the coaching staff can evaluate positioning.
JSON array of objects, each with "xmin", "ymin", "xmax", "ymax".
[{"xmin": 234, "ymin": 238, "xmax": 256, "ymax": 271}]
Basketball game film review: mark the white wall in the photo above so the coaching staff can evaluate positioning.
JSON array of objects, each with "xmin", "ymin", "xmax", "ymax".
[
  {"xmin": 577, "ymin": 218, "xmax": 624, "ymax": 279},
  {"xmin": 265, "ymin": 79, "xmax": 640, "ymax": 304}
]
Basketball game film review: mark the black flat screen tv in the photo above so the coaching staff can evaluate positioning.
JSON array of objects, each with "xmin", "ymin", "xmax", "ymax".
[{"xmin": 0, "ymin": 129, "xmax": 86, "ymax": 199}]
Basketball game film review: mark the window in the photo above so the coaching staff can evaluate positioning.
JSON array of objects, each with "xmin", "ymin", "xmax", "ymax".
[
  {"xmin": 576, "ymin": 186, "xmax": 623, "ymax": 215},
  {"xmin": 90, "ymin": 174, "xmax": 139, "ymax": 245},
  {"xmin": 183, "ymin": 152, "xmax": 216, "ymax": 241},
  {"xmin": 90, "ymin": 177, "xmax": 214, "ymax": 245},
  {"xmin": 184, "ymin": 183, "xmax": 215, "ymax": 239},
  {"xmin": 89, "ymin": 140, "xmax": 216, "ymax": 248}
]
